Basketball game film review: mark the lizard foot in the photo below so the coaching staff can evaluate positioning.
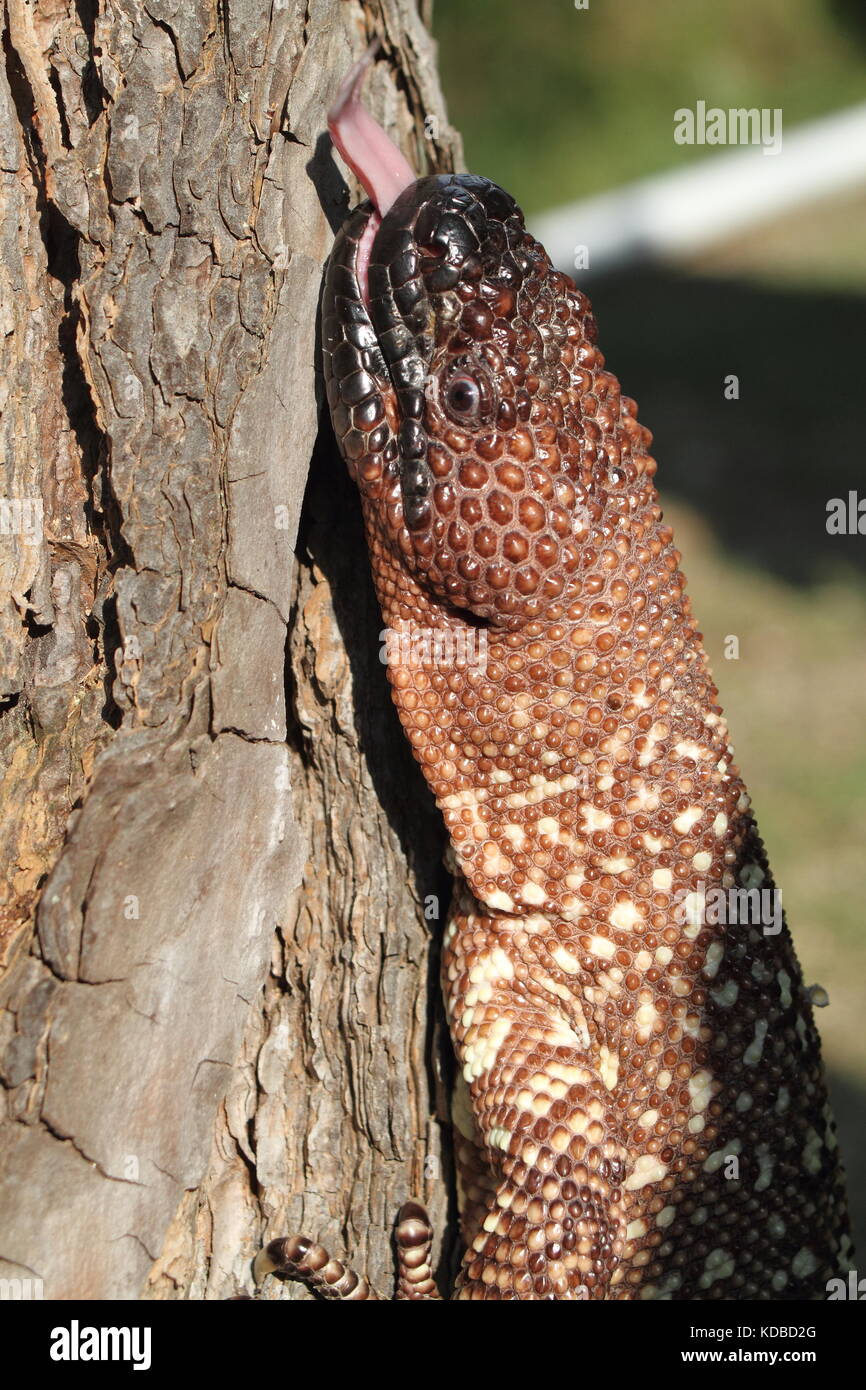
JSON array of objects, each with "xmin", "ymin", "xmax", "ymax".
[{"xmin": 254, "ymin": 1201, "xmax": 441, "ymax": 1301}]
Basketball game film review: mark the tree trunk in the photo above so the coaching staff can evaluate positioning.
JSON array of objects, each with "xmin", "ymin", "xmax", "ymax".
[{"xmin": 0, "ymin": 0, "xmax": 462, "ymax": 1300}]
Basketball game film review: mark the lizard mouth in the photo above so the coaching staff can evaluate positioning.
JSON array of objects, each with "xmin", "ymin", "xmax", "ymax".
[{"xmin": 324, "ymin": 45, "xmax": 523, "ymax": 539}]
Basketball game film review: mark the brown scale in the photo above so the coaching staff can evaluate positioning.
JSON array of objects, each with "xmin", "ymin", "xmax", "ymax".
[{"xmin": 267, "ymin": 171, "xmax": 852, "ymax": 1300}]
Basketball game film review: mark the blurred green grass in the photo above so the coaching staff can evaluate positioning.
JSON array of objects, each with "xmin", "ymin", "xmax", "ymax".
[{"xmin": 435, "ymin": 0, "xmax": 866, "ymax": 212}]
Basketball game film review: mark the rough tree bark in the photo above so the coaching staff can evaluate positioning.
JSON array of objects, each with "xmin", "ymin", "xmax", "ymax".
[{"xmin": 0, "ymin": 0, "xmax": 462, "ymax": 1299}]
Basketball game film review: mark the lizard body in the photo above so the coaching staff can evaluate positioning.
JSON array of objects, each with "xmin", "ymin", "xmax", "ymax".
[{"xmin": 259, "ymin": 47, "xmax": 852, "ymax": 1301}]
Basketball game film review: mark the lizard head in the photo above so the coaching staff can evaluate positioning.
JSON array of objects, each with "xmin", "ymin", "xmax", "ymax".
[{"xmin": 323, "ymin": 46, "xmax": 658, "ymax": 633}]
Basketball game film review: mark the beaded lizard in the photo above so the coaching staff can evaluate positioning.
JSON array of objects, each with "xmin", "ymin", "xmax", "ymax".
[{"xmin": 257, "ymin": 44, "xmax": 852, "ymax": 1300}]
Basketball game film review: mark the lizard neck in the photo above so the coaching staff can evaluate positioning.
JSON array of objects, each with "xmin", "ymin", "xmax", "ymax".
[{"xmin": 362, "ymin": 494, "xmax": 754, "ymax": 928}]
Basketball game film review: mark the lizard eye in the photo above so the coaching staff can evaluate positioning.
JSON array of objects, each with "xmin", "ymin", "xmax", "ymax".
[
  {"xmin": 439, "ymin": 358, "xmax": 497, "ymax": 427},
  {"xmin": 444, "ymin": 373, "xmax": 481, "ymax": 421}
]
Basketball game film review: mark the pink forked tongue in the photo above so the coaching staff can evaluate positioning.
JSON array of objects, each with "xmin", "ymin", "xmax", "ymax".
[
  {"xmin": 328, "ymin": 40, "xmax": 416, "ymax": 217},
  {"xmin": 328, "ymin": 40, "xmax": 417, "ymax": 304}
]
